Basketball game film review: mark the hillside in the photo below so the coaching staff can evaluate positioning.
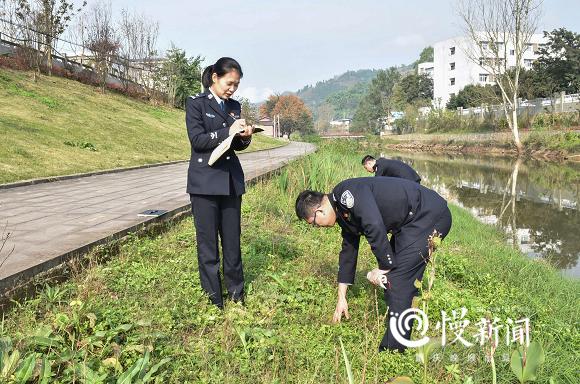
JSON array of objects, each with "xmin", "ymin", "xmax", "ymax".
[
  {"xmin": 294, "ymin": 64, "xmax": 415, "ymax": 120},
  {"xmin": 0, "ymin": 68, "xmax": 284, "ymax": 184},
  {"xmin": 296, "ymin": 69, "xmax": 379, "ymax": 109}
]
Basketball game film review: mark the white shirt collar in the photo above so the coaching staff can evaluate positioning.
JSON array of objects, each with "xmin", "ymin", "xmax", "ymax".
[{"xmin": 209, "ymin": 88, "xmax": 224, "ymax": 106}]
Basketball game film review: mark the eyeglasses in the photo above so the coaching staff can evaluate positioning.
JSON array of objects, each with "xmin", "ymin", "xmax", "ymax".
[{"xmin": 311, "ymin": 206, "xmax": 321, "ymax": 227}]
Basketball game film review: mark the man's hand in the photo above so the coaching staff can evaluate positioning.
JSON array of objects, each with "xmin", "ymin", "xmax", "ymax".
[
  {"xmin": 333, "ymin": 283, "xmax": 350, "ymax": 323},
  {"xmin": 333, "ymin": 296, "xmax": 350, "ymax": 323},
  {"xmin": 366, "ymin": 268, "xmax": 390, "ymax": 289}
]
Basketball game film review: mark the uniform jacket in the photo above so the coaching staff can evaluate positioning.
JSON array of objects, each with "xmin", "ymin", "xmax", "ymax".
[
  {"xmin": 374, "ymin": 158, "xmax": 421, "ymax": 183},
  {"xmin": 185, "ymin": 91, "xmax": 251, "ymax": 196},
  {"xmin": 329, "ymin": 177, "xmax": 449, "ymax": 284}
]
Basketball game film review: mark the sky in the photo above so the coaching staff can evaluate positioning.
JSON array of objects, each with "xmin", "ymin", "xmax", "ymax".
[{"xmin": 109, "ymin": 0, "xmax": 580, "ymax": 102}]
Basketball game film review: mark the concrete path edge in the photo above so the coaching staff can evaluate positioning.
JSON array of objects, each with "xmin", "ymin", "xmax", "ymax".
[{"xmin": 0, "ymin": 147, "xmax": 312, "ymax": 300}]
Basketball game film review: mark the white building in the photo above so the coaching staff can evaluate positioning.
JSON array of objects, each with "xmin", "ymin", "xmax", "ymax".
[
  {"xmin": 433, "ymin": 34, "xmax": 547, "ymax": 107},
  {"xmin": 418, "ymin": 62, "xmax": 434, "ymax": 77}
]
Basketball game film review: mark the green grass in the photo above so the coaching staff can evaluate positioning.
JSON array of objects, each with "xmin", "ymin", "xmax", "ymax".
[
  {"xmin": 2, "ymin": 141, "xmax": 578, "ymax": 383},
  {"xmin": 0, "ymin": 68, "xmax": 285, "ymax": 184},
  {"xmin": 524, "ymin": 131, "xmax": 580, "ymax": 153}
]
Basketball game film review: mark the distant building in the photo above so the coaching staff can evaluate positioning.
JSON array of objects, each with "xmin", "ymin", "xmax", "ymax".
[
  {"xmin": 433, "ymin": 34, "xmax": 547, "ymax": 107},
  {"xmin": 418, "ymin": 62, "xmax": 434, "ymax": 77},
  {"xmin": 329, "ymin": 118, "xmax": 351, "ymax": 130},
  {"xmin": 255, "ymin": 117, "xmax": 275, "ymax": 137}
]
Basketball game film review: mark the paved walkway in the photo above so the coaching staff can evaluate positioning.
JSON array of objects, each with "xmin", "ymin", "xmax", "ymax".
[{"xmin": 0, "ymin": 142, "xmax": 315, "ymax": 292}]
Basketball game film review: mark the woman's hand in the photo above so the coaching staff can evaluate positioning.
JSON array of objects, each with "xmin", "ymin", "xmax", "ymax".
[
  {"xmin": 229, "ymin": 118, "xmax": 246, "ymax": 136},
  {"xmin": 239, "ymin": 125, "xmax": 254, "ymax": 138}
]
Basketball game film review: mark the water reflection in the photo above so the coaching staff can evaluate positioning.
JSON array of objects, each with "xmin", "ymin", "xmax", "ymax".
[{"xmin": 383, "ymin": 151, "xmax": 580, "ymax": 277}]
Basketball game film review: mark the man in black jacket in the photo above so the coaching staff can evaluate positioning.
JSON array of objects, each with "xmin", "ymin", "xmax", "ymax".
[
  {"xmin": 362, "ymin": 155, "xmax": 421, "ymax": 184},
  {"xmin": 295, "ymin": 177, "xmax": 451, "ymax": 351}
]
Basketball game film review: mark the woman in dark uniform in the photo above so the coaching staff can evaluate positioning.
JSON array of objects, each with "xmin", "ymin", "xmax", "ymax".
[{"xmin": 185, "ymin": 57, "xmax": 253, "ymax": 308}]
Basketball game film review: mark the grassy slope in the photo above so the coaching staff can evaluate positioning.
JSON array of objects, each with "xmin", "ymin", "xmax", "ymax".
[
  {"xmin": 3, "ymin": 142, "xmax": 578, "ymax": 383},
  {"xmin": 0, "ymin": 68, "xmax": 284, "ymax": 184}
]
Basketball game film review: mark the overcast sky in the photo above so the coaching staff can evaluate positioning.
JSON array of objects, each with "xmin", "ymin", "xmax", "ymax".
[{"xmin": 110, "ymin": 0, "xmax": 579, "ymax": 102}]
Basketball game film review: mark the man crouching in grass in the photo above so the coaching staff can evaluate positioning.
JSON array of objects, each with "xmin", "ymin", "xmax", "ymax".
[{"xmin": 295, "ymin": 176, "xmax": 452, "ymax": 351}]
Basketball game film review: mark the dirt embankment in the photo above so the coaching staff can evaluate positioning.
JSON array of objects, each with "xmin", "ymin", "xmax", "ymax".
[
  {"xmin": 381, "ymin": 141, "xmax": 576, "ymax": 160},
  {"xmin": 368, "ymin": 131, "xmax": 580, "ymax": 161}
]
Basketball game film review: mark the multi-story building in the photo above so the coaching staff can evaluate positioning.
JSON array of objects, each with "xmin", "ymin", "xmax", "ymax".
[
  {"xmin": 418, "ymin": 62, "xmax": 434, "ymax": 77},
  {"xmin": 432, "ymin": 34, "xmax": 547, "ymax": 107}
]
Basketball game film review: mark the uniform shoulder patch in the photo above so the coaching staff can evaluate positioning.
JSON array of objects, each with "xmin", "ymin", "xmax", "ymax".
[
  {"xmin": 340, "ymin": 190, "xmax": 355, "ymax": 208},
  {"xmin": 189, "ymin": 93, "xmax": 204, "ymax": 100}
]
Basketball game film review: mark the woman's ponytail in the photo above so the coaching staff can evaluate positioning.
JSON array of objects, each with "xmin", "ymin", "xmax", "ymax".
[{"xmin": 201, "ymin": 65, "xmax": 214, "ymax": 90}]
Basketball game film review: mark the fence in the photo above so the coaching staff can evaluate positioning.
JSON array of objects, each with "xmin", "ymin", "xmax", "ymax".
[
  {"xmin": 0, "ymin": 19, "xmax": 162, "ymax": 92},
  {"xmin": 455, "ymin": 92, "xmax": 580, "ymax": 119}
]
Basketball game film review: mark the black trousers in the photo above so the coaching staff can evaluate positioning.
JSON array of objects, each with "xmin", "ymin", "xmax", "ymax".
[
  {"xmin": 379, "ymin": 208, "xmax": 452, "ymax": 352},
  {"xmin": 190, "ymin": 193, "xmax": 244, "ymax": 308}
]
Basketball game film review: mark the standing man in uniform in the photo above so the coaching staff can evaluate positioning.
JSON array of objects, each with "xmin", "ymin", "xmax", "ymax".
[
  {"xmin": 362, "ymin": 155, "xmax": 421, "ymax": 183},
  {"xmin": 186, "ymin": 57, "xmax": 253, "ymax": 309},
  {"xmin": 295, "ymin": 177, "xmax": 452, "ymax": 351}
]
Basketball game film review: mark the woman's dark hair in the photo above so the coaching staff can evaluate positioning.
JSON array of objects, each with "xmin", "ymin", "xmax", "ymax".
[
  {"xmin": 361, "ymin": 155, "xmax": 375, "ymax": 165},
  {"xmin": 295, "ymin": 190, "xmax": 325, "ymax": 220},
  {"xmin": 202, "ymin": 57, "xmax": 243, "ymax": 89}
]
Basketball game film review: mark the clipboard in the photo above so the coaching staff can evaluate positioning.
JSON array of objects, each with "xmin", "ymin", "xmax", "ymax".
[{"xmin": 208, "ymin": 127, "xmax": 264, "ymax": 166}]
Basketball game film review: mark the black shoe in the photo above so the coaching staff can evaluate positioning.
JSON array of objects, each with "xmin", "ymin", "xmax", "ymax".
[{"xmin": 229, "ymin": 294, "xmax": 245, "ymax": 306}]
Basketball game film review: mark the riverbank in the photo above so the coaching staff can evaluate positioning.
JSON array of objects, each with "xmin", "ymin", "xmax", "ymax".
[
  {"xmin": 373, "ymin": 130, "xmax": 580, "ymax": 160},
  {"xmin": 2, "ymin": 142, "xmax": 578, "ymax": 383}
]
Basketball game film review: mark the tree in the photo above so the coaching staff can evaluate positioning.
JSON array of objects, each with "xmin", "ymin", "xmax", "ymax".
[
  {"xmin": 458, "ymin": 0, "xmax": 542, "ymax": 153},
  {"xmin": 156, "ymin": 45, "xmax": 202, "ymax": 108},
  {"xmin": 260, "ymin": 94, "xmax": 313, "ymax": 136},
  {"xmin": 351, "ymin": 67, "xmax": 401, "ymax": 133},
  {"xmin": 413, "ymin": 46, "xmax": 434, "ymax": 69},
  {"xmin": 12, "ymin": 0, "xmax": 85, "ymax": 76},
  {"xmin": 392, "ymin": 73, "xmax": 433, "ymax": 108},
  {"xmin": 260, "ymin": 94, "xmax": 279, "ymax": 117},
  {"xmin": 85, "ymin": 0, "xmax": 119, "ymax": 93},
  {"xmin": 446, "ymin": 84, "xmax": 500, "ymax": 109},
  {"xmin": 237, "ymin": 97, "xmax": 258, "ymax": 125},
  {"xmin": 118, "ymin": 9, "xmax": 160, "ymax": 96},
  {"xmin": 535, "ymin": 28, "xmax": 580, "ymax": 95},
  {"xmin": 37, "ymin": 0, "xmax": 86, "ymax": 76},
  {"xmin": 12, "ymin": 0, "xmax": 44, "ymax": 79}
]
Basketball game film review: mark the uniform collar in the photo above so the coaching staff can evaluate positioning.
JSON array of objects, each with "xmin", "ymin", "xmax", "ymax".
[
  {"xmin": 329, "ymin": 193, "xmax": 360, "ymax": 235},
  {"xmin": 206, "ymin": 89, "xmax": 230, "ymax": 121},
  {"xmin": 209, "ymin": 88, "xmax": 225, "ymax": 105}
]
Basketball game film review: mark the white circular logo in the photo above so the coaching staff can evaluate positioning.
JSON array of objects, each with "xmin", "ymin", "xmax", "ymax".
[{"xmin": 340, "ymin": 190, "xmax": 355, "ymax": 208}]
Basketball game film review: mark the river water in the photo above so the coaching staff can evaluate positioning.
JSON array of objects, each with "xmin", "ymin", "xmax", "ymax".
[{"xmin": 382, "ymin": 150, "xmax": 580, "ymax": 277}]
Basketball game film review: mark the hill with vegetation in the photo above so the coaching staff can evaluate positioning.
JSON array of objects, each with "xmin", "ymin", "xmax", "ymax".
[
  {"xmin": 295, "ymin": 69, "xmax": 380, "ymax": 110},
  {"xmin": 0, "ymin": 68, "xmax": 284, "ymax": 184},
  {"xmin": 292, "ymin": 50, "xmax": 430, "ymax": 129}
]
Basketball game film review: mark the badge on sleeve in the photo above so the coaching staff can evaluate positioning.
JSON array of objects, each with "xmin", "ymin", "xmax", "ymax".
[
  {"xmin": 206, "ymin": 113, "xmax": 215, "ymax": 118},
  {"xmin": 340, "ymin": 190, "xmax": 355, "ymax": 208}
]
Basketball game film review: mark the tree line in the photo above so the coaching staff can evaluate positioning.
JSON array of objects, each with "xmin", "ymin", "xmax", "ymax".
[
  {"xmin": 350, "ymin": 46, "xmax": 434, "ymax": 133},
  {"xmin": 0, "ymin": 0, "xmax": 203, "ymax": 108}
]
